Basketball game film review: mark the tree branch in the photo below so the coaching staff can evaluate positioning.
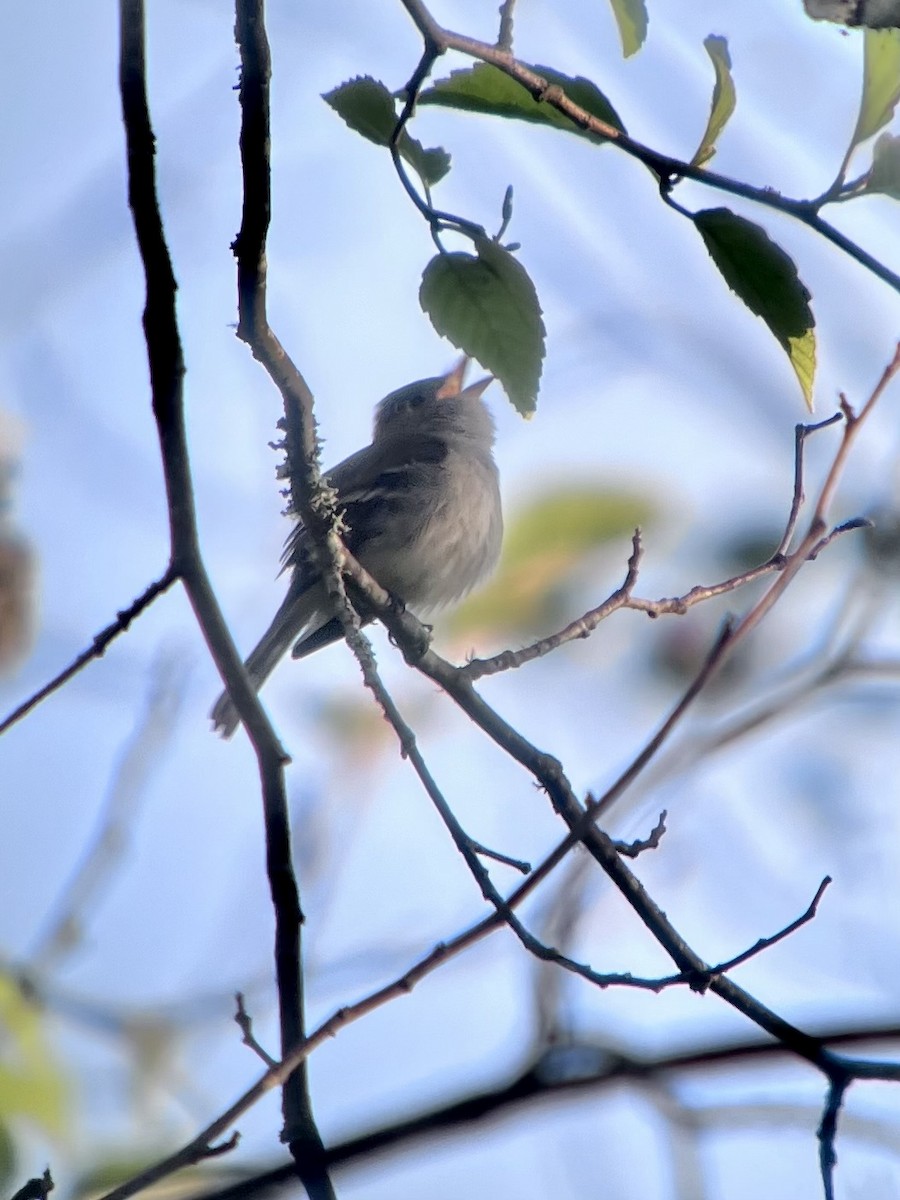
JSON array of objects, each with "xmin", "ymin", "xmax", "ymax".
[
  {"xmin": 183, "ymin": 1021, "xmax": 900, "ymax": 1200},
  {"xmin": 230, "ymin": 2, "xmax": 332, "ymax": 1193},
  {"xmin": 396, "ymin": 0, "xmax": 900, "ymax": 295}
]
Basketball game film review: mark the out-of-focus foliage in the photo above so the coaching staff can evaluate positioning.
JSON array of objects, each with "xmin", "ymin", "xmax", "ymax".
[
  {"xmin": 449, "ymin": 484, "xmax": 656, "ymax": 638},
  {"xmin": 0, "ymin": 976, "xmax": 69, "ymax": 1179}
]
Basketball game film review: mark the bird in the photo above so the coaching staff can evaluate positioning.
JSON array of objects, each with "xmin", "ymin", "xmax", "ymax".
[{"xmin": 211, "ymin": 358, "xmax": 503, "ymax": 737}]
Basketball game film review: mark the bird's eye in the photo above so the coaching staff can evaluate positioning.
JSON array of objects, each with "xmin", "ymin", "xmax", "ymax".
[{"xmin": 390, "ymin": 385, "xmax": 429, "ymax": 411}]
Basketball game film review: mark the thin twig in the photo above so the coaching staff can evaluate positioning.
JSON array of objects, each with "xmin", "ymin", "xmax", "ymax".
[
  {"xmin": 0, "ymin": 571, "xmax": 176, "ymax": 737},
  {"xmin": 467, "ymin": 410, "xmax": 858, "ymax": 682},
  {"xmin": 470, "ymin": 839, "xmax": 531, "ymax": 873},
  {"xmin": 774, "ymin": 413, "xmax": 844, "ymax": 559},
  {"xmin": 396, "ymin": 0, "xmax": 900, "ymax": 295},
  {"xmin": 613, "ymin": 811, "xmax": 667, "ymax": 858},
  {"xmin": 463, "ymin": 530, "xmax": 643, "ymax": 679},
  {"xmin": 710, "ymin": 877, "xmax": 833, "ymax": 975},
  {"xmin": 235, "ymin": 993, "xmax": 278, "ymax": 1069},
  {"xmin": 390, "ymin": 46, "xmax": 487, "ymax": 244}
]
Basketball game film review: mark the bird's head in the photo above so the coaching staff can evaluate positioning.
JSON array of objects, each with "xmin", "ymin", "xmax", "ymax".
[{"xmin": 373, "ymin": 358, "xmax": 495, "ymax": 447}]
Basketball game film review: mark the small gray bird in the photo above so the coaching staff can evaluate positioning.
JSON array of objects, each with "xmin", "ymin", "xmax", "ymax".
[{"xmin": 211, "ymin": 359, "xmax": 503, "ymax": 737}]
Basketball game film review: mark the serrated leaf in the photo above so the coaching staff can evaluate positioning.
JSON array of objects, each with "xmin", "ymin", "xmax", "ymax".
[
  {"xmin": 407, "ymin": 143, "xmax": 451, "ymax": 189},
  {"xmin": 418, "ymin": 63, "xmax": 625, "ymax": 143},
  {"xmin": 851, "ymin": 29, "xmax": 900, "ymax": 149},
  {"xmin": 693, "ymin": 208, "xmax": 817, "ymax": 408},
  {"xmin": 323, "ymin": 76, "xmax": 450, "ymax": 187},
  {"xmin": 450, "ymin": 484, "xmax": 656, "ymax": 638},
  {"xmin": 609, "ymin": 0, "xmax": 648, "ymax": 57},
  {"xmin": 420, "ymin": 241, "xmax": 545, "ymax": 415},
  {"xmin": 691, "ymin": 35, "xmax": 736, "ymax": 167},
  {"xmin": 867, "ymin": 130, "xmax": 900, "ymax": 195}
]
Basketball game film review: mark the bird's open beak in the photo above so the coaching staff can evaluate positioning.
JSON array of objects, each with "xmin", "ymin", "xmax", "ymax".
[
  {"xmin": 466, "ymin": 374, "xmax": 493, "ymax": 398},
  {"xmin": 436, "ymin": 356, "xmax": 493, "ymax": 400}
]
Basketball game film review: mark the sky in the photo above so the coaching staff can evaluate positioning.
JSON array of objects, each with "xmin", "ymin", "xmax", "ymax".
[{"xmin": 3, "ymin": 2, "xmax": 900, "ymax": 1198}]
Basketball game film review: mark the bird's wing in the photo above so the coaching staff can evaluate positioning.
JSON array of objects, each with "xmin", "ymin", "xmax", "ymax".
[{"xmin": 281, "ymin": 436, "xmax": 448, "ymax": 573}]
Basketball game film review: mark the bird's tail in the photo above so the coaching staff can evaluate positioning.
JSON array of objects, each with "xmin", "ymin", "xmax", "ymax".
[{"xmin": 210, "ymin": 589, "xmax": 313, "ymax": 738}]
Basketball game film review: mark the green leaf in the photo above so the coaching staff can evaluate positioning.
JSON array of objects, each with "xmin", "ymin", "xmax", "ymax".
[
  {"xmin": 418, "ymin": 63, "xmax": 625, "ymax": 143},
  {"xmin": 851, "ymin": 29, "xmax": 900, "ymax": 148},
  {"xmin": 867, "ymin": 130, "xmax": 900, "ymax": 196},
  {"xmin": 691, "ymin": 36, "xmax": 737, "ymax": 167},
  {"xmin": 609, "ymin": 0, "xmax": 648, "ymax": 56},
  {"xmin": 323, "ymin": 76, "xmax": 450, "ymax": 187},
  {"xmin": 450, "ymin": 484, "xmax": 656, "ymax": 638},
  {"xmin": 693, "ymin": 208, "xmax": 817, "ymax": 408},
  {"xmin": 420, "ymin": 240, "xmax": 545, "ymax": 415}
]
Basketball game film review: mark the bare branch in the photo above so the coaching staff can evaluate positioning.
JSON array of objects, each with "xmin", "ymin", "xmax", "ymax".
[
  {"xmin": 464, "ymin": 403, "xmax": 874, "ymax": 683},
  {"xmin": 183, "ymin": 1022, "xmax": 900, "ymax": 1200},
  {"xmin": 818, "ymin": 1072, "xmax": 850, "ymax": 1200},
  {"xmin": 230, "ymin": 0, "xmax": 332, "ymax": 1188},
  {"xmin": 390, "ymin": 46, "xmax": 487, "ymax": 247},
  {"xmin": 463, "ymin": 530, "xmax": 643, "ymax": 679},
  {"xmin": 235, "ymin": 994, "xmax": 278, "ymax": 1070},
  {"xmin": 774, "ymin": 413, "xmax": 844, "ymax": 559},
  {"xmin": 0, "ymin": 572, "xmax": 175, "ymax": 737},
  {"xmin": 117, "ymin": 1, "xmax": 329, "ymax": 1194},
  {"xmin": 470, "ymin": 840, "xmax": 531, "ymax": 874},
  {"xmin": 613, "ymin": 811, "xmax": 667, "ymax": 858},
  {"xmin": 710, "ymin": 877, "xmax": 833, "ymax": 975}
]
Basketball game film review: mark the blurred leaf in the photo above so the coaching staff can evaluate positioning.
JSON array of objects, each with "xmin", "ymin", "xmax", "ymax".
[
  {"xmin": 0, "ymin": 1122, "xmax": 15, "ymax": 1194},
  {"xmin": 718, "ymin": 528, "xmax": 784, "ymax": 575},
  {"xmin": 418, "ymin": 63, "xmax": 625, "ymax": 142},
  {"xmin": 420, "ymin": 239, "xmax": 545, "ymax": 415},
  {"xmin": 609, "ymin": 0, "xmax": 648, "ymax": 56},
  {"xmin": 867, "ymin": 130, "xmax": 900, "ymax": 196},
  {"xmin": 323, "ymin": 76, "xmax": 450, "ymax": 186},
  {"xmin": 314, "ymin": 695, "xmax": 393, "ymax": 758},
  {"xmin": 450, "ymin": 484, "xmax": 656, "ymax": 638},
  {"xmin": 0, "ymin": 422, "xmax": 34, "ymax": 675},
  {"xmin": 693, "ymin": 208, "xmax": 817, "ymax": 409},
  {"xmin": 851, "ymin": 29, "xmax": 900, "ymax": 148},
  {"xmin": 863, "ymin": 506, "xmax": 900, "ymax": 573},
  {"xmin": 0, "ymin": 976, "xmax": 68, "ymax": 1139},
  {"xmin": 691, "ymin": 36, "xmax": 736, "ymax": 167},
  {"xmin": 0, "ymin": 528, "xmax": 33, "ymax": 675}
]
